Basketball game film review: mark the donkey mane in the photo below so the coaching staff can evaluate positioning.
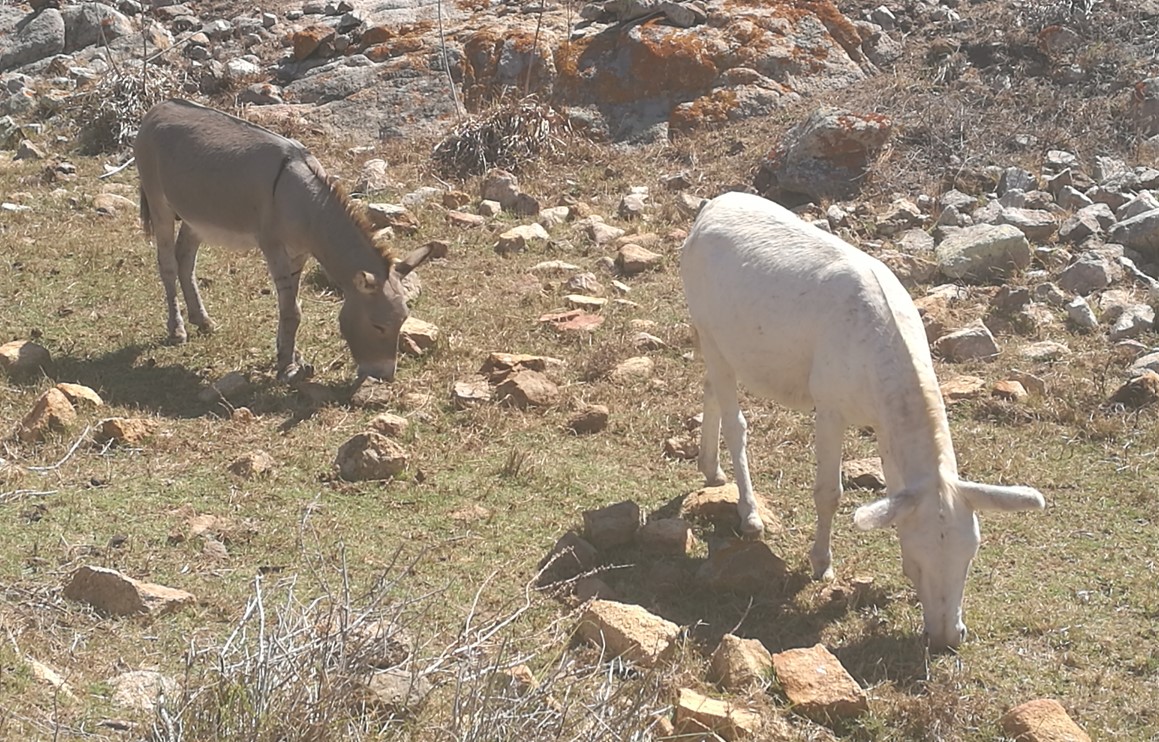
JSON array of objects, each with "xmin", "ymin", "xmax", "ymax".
[{"xmin": 302, "ymin": 154, "xmax": 394, "ymax": 268}]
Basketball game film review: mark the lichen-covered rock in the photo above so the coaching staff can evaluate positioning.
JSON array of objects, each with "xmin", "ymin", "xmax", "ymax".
[{"xmin": 935, "ymin": 224, "xmax": 1031, "ymax": 281}]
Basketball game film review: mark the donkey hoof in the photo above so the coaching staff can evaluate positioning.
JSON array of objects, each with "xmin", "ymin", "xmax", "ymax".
[
  {"xmin": 704, "ymin": 472, "xmax": 727, "ymax": 487},
  {"xmin": 195, "ymin": 319, "xmax": 216, "ymax": 335},
  {"xmin": 278, "ymin": 362, "xmax": 315, "ymax": 384},
  {"xmin": 167, "ymin": 330, "xmax": 188, "ymax": 345}
]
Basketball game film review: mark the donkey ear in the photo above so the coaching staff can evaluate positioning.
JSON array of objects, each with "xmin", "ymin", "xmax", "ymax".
[
  {"xmin": 353, "ymin": 270, "xmax": 380, "ymax": 295},
  {"xmin": 395, "ymin": 240, "xmax": 448, "ymax": 277},
  {"xmin": 853, "ymin": 491, "xmax": 919, "ymax": 531},
  {"xmin": 958, "ymin": 481, "xmax": 1045, "ymax": 512}
]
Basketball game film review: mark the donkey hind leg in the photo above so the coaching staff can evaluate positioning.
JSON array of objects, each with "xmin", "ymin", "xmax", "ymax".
[
  {"xmin": 174, "ymin": 223, "xmax": 214, "ymax": 334},
  {"xmin": 266, "ymin": 247, "xmax": 313, "ymax": 383},
  {"xmin": 809, "ymin": 409, "xmax": 844, "ymax": 581},
  {"xmin": 151, "ymin": 206, "xmax": 186, "ymax": 344},
  {"xmin": 697, "ymin": 375, "xmax": 727, "ymax": 486},
  {"xmin": 701, "ymin": 337, "xmax": 763, "ymax": 538}
]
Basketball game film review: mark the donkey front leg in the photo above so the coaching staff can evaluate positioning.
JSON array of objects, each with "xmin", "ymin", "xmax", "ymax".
[
  {"xmin": 174, "ymin": 223, "xmax": 214, "ymax": 335},
  {"xmin": 265, "ymin": 249, "xmax": 312, "ymax": 382}
]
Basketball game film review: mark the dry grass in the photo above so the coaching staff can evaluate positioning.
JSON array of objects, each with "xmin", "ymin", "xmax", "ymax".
[{"xmin": 3, "ymin": 1, "xmax": 1159, "ymax": 739}]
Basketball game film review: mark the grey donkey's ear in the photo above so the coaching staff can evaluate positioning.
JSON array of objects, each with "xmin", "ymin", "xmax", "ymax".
[{"xmin": 395, "ymin": 240, "xmax": 448, "ymax": 277}]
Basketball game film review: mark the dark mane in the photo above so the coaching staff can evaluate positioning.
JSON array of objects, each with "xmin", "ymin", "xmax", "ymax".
[{"xmin": 304, "ymin": 155, "xmax": 394, "ymax": 268}]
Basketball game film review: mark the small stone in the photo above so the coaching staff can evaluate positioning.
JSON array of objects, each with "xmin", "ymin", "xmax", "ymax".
[
  {"xmin": 529, "ymin": 260, "xmax": 580, "ymax": 276},
  {"xmin": 1065, "ymin": 296, "xmax": 1099, "ymax": 331},
  {"xmin": 663, "ymin": 435, "xmax": 699, "ymax": 460},
  {"xmin": 1021, "ymin": 341, "xmax": 1070, "ymax": 362},
  {"xmin": 349, "ymin": 378, "xmax": 392, "ymax": 409},
  {"xmin": 1007, "ymin": 371, "xmax": 1046, "ymax": 397},
  {"xmin": 632, "ymin": 332, "xmax": 666, "ymax": 350},
  {"xmin": 1110, "ymin": 371, "xmax": 1159, "ymax": 409},
  {"xmin": 609, "ymin": 356, "xmax": 654, "ymax": 382},
  {"xmin": 637, "ymin": 518, "xmax": 695, "ymax": 556},
  {"xmin": 64, "ymin": 565, "xmax": 195, "ymax": 617},
  {"xmin": 452, "ymin": 378, "xmax": 491, "ymax": 409},
  {"xmin": 618, "ymin": 192, "xmax": 648, "ymax": 219},
  {"xmin": 399, "ymin": 317, "xmax": 439, "ymax": 356},
  {"xmin": 1000, "ymin": 699, "xmax": 1090, "ymax": 742},
  {"xmin": 14, "ymin": 140, "xmax": 45, "ymax": 161},
  {"xmin": 494, "ymin": 370, "xmax": 559, "ymax": 408},
  {"xmin": 538, "ymin": 205, "xmax": 572, "ymax": 229},
  {"xmin": 363, "ymin": 669, "xmax": 432, "ymax": 717},
  {"xmin": 567, "ymin": 403, "xmax": 609, "ymax": 434},
  {"xmin": 940, "ymin": 375, "xmax": 987, "ymax": 402},
  {"xmin": 0, "ymin": 340, "xmax": 51, "ymax": 375},
  {"xmin": 575, "ymin": 576, "xmax": 620, "ymax": 602},
  {"xmin": 479, "ymin": 352, "xmax": 563, "ymax": 382},
  {"xmin": 364, "ymin": 203, "xmax": 418, "ymax": 233},
  {"xmin": 565, "ymin": 294, "xmax": 608, "ymax": 310},
  {"xmin": 617, "ymin": 244, "xmax": 662, "ymax": 275},
  {"xmin": 228, "ymin": 450, "xmax": 274, "ymax": 478},
  {"xmin": 54, "ymin": 382, "xmax": 103, "ymax": 407},
  {"xmin": 1109, "ymin": 304, "xmax": 1154, "ymax": 341},
  {"xmin": 25, "ymin": 658, "xmax": 75, "ymax": 700},
  {"xmin": 198, "ymin": 371, "xmax": 250, "ymax": 404},
  {"xmin": 583, "ymin": 500, "xmax": 643, "ymax": 549},
  {"xmin": 566, "ymin": 273, "xmax": 604, "ymax": 295},
  {"xmin": 674, "ymin": 687, "xmax": 763, "ymax": 740},
  {"xmin": 357, "ymin": 159, "xmax": 392, "ymax": 193},
  {"xmin": 446, "ymin": 210, "xmax": 486, "ymax": 228},
  {"xmin": 495, "ymin": 223, "xmax": 550, "ymax": 254},
  {"xmin": 1057, "ymin": 257, "xmax": 1115, "ymax": 296},
  {"xmin": 334, "ymin": 432, "xmax": 408, "ymax": 481},
  {"xmin": 680, "ymin": 483, "xmax": 776, "ymax": 532},
  {"xmin": 441, "ymin": 190, "xmax": 470, "ymax": 209},
  {"xmin": 576, "ymin": 600, "xmax": 679, "ymax": 667},
  {"xmin": 537, "ymin": 531, "xmax": 599, "ymax": 585},
  {"xmin": 478, "ymin": 200, "xmax": 501, "ymax": 217},
  {"xmin": 771, "ymin": 643, "xmax": 869, "ymax": 723},
  {"xmin": 540, "ymin": 309, "xmax": 605, "ymax": 333},
  {"xmin": 291, "ymin": 24, "xmax": 335, "ymax": 60},
  {"xmin": 512, "ymin": 192, "xmax": 542, "ymax": 217},
  {"xmin": 15, "ymin": 388, "xmax": 76, "ymax": 443},
  {"xmin": 698, "ymin": 540, "xmax": 788, "ymax": 594},
  {"xmin": 992, "ymin": 380, "xmax": 1029, "ymax": 402},
  {"xmin": 841, "ymin": 457, "xmax": 886, "ymax": 490},
  {"xmin": 709, "ymin": 634, "xmax": 773, "ymax": 690},
  {"xmin": 108, "ymin": 671, "xmax": 179, "ymax": 713},
  {"xmin": 368, "ymin": 413, "xmax": 409, "ymax": 437},
  {"xmin": 933, "ymin": 323, "xmax": 1000, "ymax": 362}
]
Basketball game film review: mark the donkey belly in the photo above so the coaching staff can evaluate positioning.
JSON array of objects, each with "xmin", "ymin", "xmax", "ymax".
[{"xmin": 180, "ymin": 216, "xmax": 260, "ymax": 252}]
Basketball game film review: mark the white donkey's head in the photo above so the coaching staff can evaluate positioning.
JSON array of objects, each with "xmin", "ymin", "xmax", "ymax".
[{"xmin": 854, "ymin": 480, "xmax": 1045, "ymax": 651}]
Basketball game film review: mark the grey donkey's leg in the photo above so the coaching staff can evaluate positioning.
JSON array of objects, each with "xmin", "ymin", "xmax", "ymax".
[
  {"xmin": 701, "ymin": 336, "xmax": 764, "ymax": 538},
  {"xmin": 151, "ymin": 209, "xmax": 186, "ymax": 344},
  {"xmin": 265, "ymin": 247, "xmax": 313, "ymax": 382},
  {"xmin": 174, "ymin": 223, "xmax": 214, "ymax": 334},
  {"xmin": 809, "ymin": 409, "xmax": 844, "ymax": 581}
]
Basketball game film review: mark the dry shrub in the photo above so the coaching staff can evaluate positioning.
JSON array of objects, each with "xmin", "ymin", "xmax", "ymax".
[
  {"xmin": 433, "ymin": 98, "xmax": 567, "ymax": 178},
  {"xmin": 66, "ymin": 60, "xmax": 185, "ymax": 155}
]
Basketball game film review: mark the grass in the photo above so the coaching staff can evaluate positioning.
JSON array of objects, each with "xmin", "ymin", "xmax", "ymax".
[{"xmin": 4, "ymin": 3, "xmax": 1159, "ymax": 736}]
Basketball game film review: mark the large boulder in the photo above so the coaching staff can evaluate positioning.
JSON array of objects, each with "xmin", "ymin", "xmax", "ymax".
[
  {"xmin": 1109, "ymin": 209, "xmax": 1159, "ymax": 256},
  {"xmin": 61, "ymin": 3, "xmax": 134, "ymax": 52},
  {"xmin": 935, "ymin": 224, "xmax": 1031, "ymax": 282},
  {"xmin": 0, "ymin": 8, "xmax": 65, "ymax": 72},
  {"xmin": 754, "ymin": 107, "xmax": 892, "ymax": 203}
]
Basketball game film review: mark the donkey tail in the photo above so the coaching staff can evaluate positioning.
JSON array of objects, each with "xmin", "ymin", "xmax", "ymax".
[{"xmin": 138, "ymin": 183, "xmax": 153, "ymax": 237}]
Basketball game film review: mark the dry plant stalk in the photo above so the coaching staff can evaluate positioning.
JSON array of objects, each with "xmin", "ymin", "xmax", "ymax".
[{"xmin": 432, "ymin": 98, "xmax": 566, "ymax": 178}]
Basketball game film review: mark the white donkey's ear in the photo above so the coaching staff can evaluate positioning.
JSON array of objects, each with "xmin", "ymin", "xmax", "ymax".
[
  {"xmin": 853, "ymin": 491, "xmax": 919, "ymax": 531},
  {"xmin": 958, "ymin": 481, "xmax": 1045, "ymax": 512}
]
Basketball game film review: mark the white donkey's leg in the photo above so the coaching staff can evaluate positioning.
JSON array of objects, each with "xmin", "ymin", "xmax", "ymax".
[
  {"xmin": 151, "ymin": 208, "xmax": 185, "ymax": 344},
  {"xmin": 809, "ymin": 409, "xmax": 844, "ymax": 580},
  {"xmin": 697, "ymin": 375, "xmax": 727, "ymax": 486},
  {"xmin": 264, "ymin": 246, "xmax": 312, "ymax": 382},
  {"xmin": 174, "ymin": 223, "xmax": 213, "ymax": 334},
  {"xmin": 701, "ymin": 338, "xmax": 763, "ymax": 538}
]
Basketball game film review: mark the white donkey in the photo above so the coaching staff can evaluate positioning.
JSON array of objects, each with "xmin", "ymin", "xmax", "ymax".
[
  {"xmin": 681, "ymin": 191, "xmax": 1044, "ymax": 650},
  {"xmin": 135, "ymin": 99, "xmax": 443, "ymax": 382}
]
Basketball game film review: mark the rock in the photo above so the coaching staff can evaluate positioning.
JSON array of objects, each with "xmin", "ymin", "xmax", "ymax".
[
  {"xmin": 399, "ymin": 316, "xmax": 439, "ymax": 356},
  {"xmin": 567, "ymin": 403, "xmax": 609, "ymax": 434},
  {"xmin": 334, "ymin": 432, "xmax": 408, "ymax": 481},
  {"xmin": 495, "ymin": 223, "xmax": 550, "ymax": 254},
  {"xmin": 228, "ymin": 450, "xmax": 274, "ymax": 479},
  {"xmin": 225, "ymin": 58, "xmax": 261, "ymax": 79},
  {"xmin": 15, "ymin": 140, "xmax": 45, "ymax": 161},
  {"xmin": 998, "ymin": 167, "xmax": 1036, "ymax": 195},
  {"xmin": 575, "ymin": 600, "xmax": 679, "ymax": 667},
  {"xmin": 1108, "ymin": 304, "xmax": 1154, "ymax": 341},
  {"xmin": 60, "ymin": 3, "xmax": 133, "ymax": 51},
  {"xmin": 96, "ymin": 417, "xmax": 156, "ymax": 445},
  {"xmin": 998, "ymin": 207, "xmax": 1057, "ymax": 243},
  {"xmin": 1129, "ymin": 350, "xmax": 1159, "ymax": 377},
  {"xmin": 494, "ymin": 370, "xmax": 559, "ymax": 409},
  {"xmin": 637, "ymin": 518, "xmax": 695, "ymax": 556},
  {"xmin": 566, "ymin": 273, "xmax": 604, "ymax": 295},
  {"xmin": 1000, "ymin": 699, "xmax": 1090, "ymax": 742},
  {"xmin": 583, "ymin": 500, "xmax": 643, "ymax": 550},
  {"xmin": 935, "ymin": 224, "xmax": 1031, "ymax": 281},
  {"xmin": 933, "ymin": 323, "xmax": 999, "ymax": 362},
  {"xmin": 841, "ymin": 457, "xmax": 886, "ymax": 490},
  {"xmin": 64, "ymin": 565, "xmax": 195, "ymax": 617},
  {"xmin": 1110, "ymin": 209, "xmax": 1159, "ymax": 257},
  {"xmin": 709, "ymin": 634, "xmax": 773, "ymax": 690},
  {"xmin": 1117, "ymin": 192, "xmax": 1159, "ymax": 222},
  {"xmin": 537, "ymin": 531, "xmax": 599, "ymax": 585},
  {"xmin": 538, "ymin": 205, "xmax": 572, "ymax": 229},
  {"xmin": 1020, "ymin": 341, "xmax": 1070, "ymax": 362},
  {"xmin": 609, "ymin": 356, "xmax": 654, "ymax": 382},
  {"xmin": 0, "ymin": 340, "xmax": 51, "ymax": 375},
  {"xmin": 56, "ymin": 382, "xmax": 102, "ymax": 408},
  {"xmin": 674, "ymin": 687, "xmax": 763, "ymax": 740},
  {"xmin": 617, "ymin": 244, "xmax": 662, "ymax": 275},
  {"xmin": 565, "ymin": 294, "xmax": 607, "ymax": 311},
  {"xmin": 529, "ymin": 260, "xmax": 580, "ymax": 276},
  {"xmin": 446, "ymin": 210, "xmax": 486, "ymax": 228},
  {"xmin": 25, "ymin": 657, "xmax": 75, "ymax": 700},
  {"xmin": 698, "ymin": 540, "xmax": 788, "ymax": 594},
  {"xmin": 897, "ymin": 228, "xmax": 935, "ymax": 254},
  {"xmin": 680, "ymin": 484, "xmax": 776, "ymax": 533},
  {"xmin": 1057, "ymin": 256, "xmax": 1115, "ymax": 295},
  {"xmin": 771, "ymin": 644, "xmax": 868, "ymax": 723},
  {"xmin": 364, "ymin": 203, "xmax": 418, "ymax": 233},
  {"xmin": 199, "ymin": 371, "xmax": 250, "ymax": 404},
  {"xmin": 479, "ymin": 352, "xmax": 563, "ymax": 382},
  {"xmin": 15, "ymin": 388, "xmax": 76, "ymax": 443},
  {"xmin": 108, "ymin": 671, "xmax": 179, "ymax": 713},
  {"xmin": 364, "ymin": 669, "xmax": 432, "ymax": 717},
  {"xmin": 0, "ymin": 8, "xmax": 65, "ymax": 72},
  {"xmin": 292, "ymin": 24, "xmax": 336, "ymax": 60},
  {"xmin": 940, "ymin": 375, "xmax": 987, "ymax": 402},
  {"xmin": 92, "ymin": 192, "xmax": 136, "ymax": 216},
  {"xmin": 540, "ymin": 309, "xmax": 605, "ymax": 333},
  {"xmin": 481, "ymin": 168, "xmax": 521, "ymax": 210},
  {"xmin": 357, "ymin": 159, "xmax": 392, "ymax": 193},
  {"xmin": 618, "ymin": 192, "xmax": 648, "ymax": 219},
  {"xmin": 1110, "ymin": 371, "xmax": 1159, "ymax": 408},
  {"xmin": 585, "ymin": 220, "xmax": 626, "ymax": 246},
  {"xmin": 992, "ymin": 379, "xmax": 1029, "ymax": 402},
  {"xmin": 452, "ymin": 378, "xmax": 491, "ymax": 409},
  {"xmin": 754, "ymin": 108, "xmax": 893, "ymax": 202},
  {"xmin": 368, "ymin": 413, "xmax": 409, "ymax": 437},
  {"xmin": 349, "ymin": 378, "xmax": 393, "ymax": 409},
  {"xmin": 1065, "ymin": 296, "xmax": 1099, "ymax": 331},
  {"xmin": 477, "ymin": 199, "xmax": 501, "ymax": 217}
]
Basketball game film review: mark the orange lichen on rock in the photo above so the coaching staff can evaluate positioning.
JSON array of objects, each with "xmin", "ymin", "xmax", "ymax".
[{"xmin": 670, "ymin": 89, "xmax": 739, "ymax": 131}]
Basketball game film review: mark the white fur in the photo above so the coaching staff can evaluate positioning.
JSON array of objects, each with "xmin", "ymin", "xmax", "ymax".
[{"xmin": 681, "ymin": 192, "xmax": 1045, "ymax": 650}]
